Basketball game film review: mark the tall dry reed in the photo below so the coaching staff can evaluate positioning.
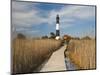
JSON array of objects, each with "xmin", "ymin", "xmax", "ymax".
[
  {"xmin": 12, "ymin": 38, "xmax": 62, "ymax": 74},
  {"xmin": 66, "ymin": 39, "xmax": 96, "ymax": 69}
]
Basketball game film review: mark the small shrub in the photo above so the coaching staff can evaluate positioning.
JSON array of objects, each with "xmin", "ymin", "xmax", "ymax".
[{"xmin": 17, "ymin": 33, "xmax": 26, "ymax": 39}]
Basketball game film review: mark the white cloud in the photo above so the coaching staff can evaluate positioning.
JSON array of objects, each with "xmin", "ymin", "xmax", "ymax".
[
  {"xmin": 48, "ymin": 5, "xmax": 95, "ymax": 28},
  {"xmin": 12, "ymin": 10, "xmax": 47, "ymax": 27},
  {"xmin": 15, "ymin": 27, "xmax": 39, "ymax": 33},
  {"xmin": 12, "ymin": 1, "xmax": 95, "ymax": 32},
  {"xmin": 12, "ymin": 1, "xmax": 47, "ymax": 28}
]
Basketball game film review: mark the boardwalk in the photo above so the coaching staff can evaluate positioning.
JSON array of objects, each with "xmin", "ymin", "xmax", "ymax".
[{"xmin": 40, "ymin": 45, "xmax": 66, "ymax": 72}]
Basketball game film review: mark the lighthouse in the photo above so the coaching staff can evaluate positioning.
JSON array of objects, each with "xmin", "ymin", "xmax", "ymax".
[{"xmin": 55, "ymin": 14, "xmax": 60, "ymax": 40}]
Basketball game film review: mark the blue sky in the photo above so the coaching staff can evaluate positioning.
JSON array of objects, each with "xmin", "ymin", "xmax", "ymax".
[{"xmin": 12, "ymin": 1, "xmax": 96, "ymax": 38}]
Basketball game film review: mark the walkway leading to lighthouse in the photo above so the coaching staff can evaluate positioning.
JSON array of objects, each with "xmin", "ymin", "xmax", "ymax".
[{"xmin": 40, "ymin": 45, "xmax": 67, "ymax": 72}]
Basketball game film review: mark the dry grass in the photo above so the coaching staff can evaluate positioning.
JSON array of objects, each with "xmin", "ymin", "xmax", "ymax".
[
  {"xmin": 12, "ymin": 38, "xmax": 62, "ymax": 74},
  {"xmin": 66, "ymin": 39, "xmax": 96, "ymax": 69}
]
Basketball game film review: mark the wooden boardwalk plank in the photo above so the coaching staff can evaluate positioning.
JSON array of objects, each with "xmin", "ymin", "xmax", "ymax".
[{"xmin": 40, "ymin": 45, "xmax": 66, "ymax": 72}]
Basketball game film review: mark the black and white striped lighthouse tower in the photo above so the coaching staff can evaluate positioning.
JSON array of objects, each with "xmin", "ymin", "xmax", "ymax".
[{"xmin": 55, "ymin": 14, "xmax": 60, "ymax": 40}]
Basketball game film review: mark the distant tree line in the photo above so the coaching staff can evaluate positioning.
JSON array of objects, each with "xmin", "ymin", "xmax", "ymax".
[
  {"xmin": 16, "ymin": 32, "xmax": 92, "ymax": 40},
  {"xmin": 81, "ymin": 36, "xmax": 91, "ymax": 40},
  {"xmin": 16, "ymin": 32, "xmax": 56, "ymax": 39},
  {"xmin": 42, "ymin": 32, "xmax": 56, "ymax": 39}
]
